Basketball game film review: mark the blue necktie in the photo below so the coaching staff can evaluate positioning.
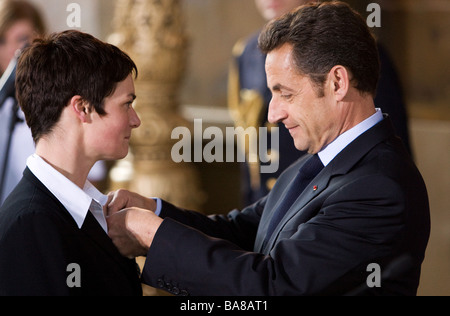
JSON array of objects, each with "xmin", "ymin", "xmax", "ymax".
[{"xmin": 264, "ymin": 154, "xmax": 324, "ymax": 244}]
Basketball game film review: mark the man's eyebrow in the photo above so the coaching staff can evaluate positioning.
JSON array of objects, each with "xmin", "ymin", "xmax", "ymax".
[
  {"xmin": 272, "ymin": 84, "xmax": 282, "ymax": 92},
  {"xmin": 129, "ymin": 94, "xmax": 137, "ymax": 101},
  {"xmin": 271, "ymin": 83, "xmax": 296, "ymax": 92}
]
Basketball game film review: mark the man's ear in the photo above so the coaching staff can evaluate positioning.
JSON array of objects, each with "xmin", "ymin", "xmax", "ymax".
[
  {"xmin": 328, "ymin": 65, "xmax": 350, "ymax": 102},
  {"xmin": 70, "ymin": 95, "xmax": 91, "ymax": 123}
]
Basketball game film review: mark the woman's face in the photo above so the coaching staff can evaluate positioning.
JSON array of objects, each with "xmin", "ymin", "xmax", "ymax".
[{"xmin": 85, "ymin": 74, "xmax": 141, "ymax": 161}]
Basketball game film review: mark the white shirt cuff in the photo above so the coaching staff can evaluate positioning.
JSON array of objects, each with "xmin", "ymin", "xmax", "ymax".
[{"xmin": 152, "ymin": 198, "xmax": 162, "ymax": 216}]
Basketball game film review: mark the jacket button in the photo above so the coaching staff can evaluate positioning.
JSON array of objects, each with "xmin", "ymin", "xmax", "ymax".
[
  {"xmin": 165, "ymin": 282, "xmax": 173, "ymax": 291},
  {"xmin": 172, "ymin": 287, "xmax": 180, "ymax": 295},
  {"xmin": 180, "ymin": 290, "xmax": 189, "ymax": 296},
  {"xmin": 156, "ymin": 279, "xmax": 164, "ymax": 288}
]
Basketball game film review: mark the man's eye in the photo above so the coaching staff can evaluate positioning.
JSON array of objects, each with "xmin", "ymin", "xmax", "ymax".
[{"xmin": 281, "ymin": 94, "xmax": 293, "ymax": 100}]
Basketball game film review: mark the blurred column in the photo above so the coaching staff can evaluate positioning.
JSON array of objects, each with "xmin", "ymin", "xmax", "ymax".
[{"xmin": 108, "ymin": 0, "xmax": 204, "ymax": 211}]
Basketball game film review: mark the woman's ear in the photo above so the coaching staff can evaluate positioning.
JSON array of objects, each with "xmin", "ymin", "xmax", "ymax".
[
  {"xmin": 328, "ymin": 65, "xmax": 350, "ymax": 102},
  {"xmin": 70, "ymin": 95, "xmax": 91, "ymax": 123}
]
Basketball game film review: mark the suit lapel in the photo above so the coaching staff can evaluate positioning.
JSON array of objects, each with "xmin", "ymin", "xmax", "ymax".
[
  {"xmin": 23, "ymin": 168, "xmax": 79, "ymax": 225},
  {"xmin": 81, "ymin": 211, "xmax": 138, "ymax": 277},
  {"xmin": 81, "ymin": 211, "xmax": 117, "ymax": 256},
  {"xmin": 262, "ymin": 116, "xmax": 396, "ymax": 253},
  {"xmin": 262, "ymin": 166, "xmax": 331, "ymax": 252}
]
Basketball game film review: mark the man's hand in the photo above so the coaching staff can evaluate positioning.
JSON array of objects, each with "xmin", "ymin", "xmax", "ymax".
[
  {"xmin": 106, "ymin": 207, "xmax": 163, "ymax": 258},
  {"xmin": 105, "ymin": 189, "xmax": 157, "ymax": 217}
]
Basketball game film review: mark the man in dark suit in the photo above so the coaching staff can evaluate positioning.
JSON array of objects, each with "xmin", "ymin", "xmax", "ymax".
[
  {"xmin": 229, "ymin": 0, "xmax": 412, "ymax": 206},
  {"xmin": 106, "ymin": 2, "xmax": 430, "ymax": 295},
  {"xmin": 0, "ymin": 30, "xmax": 142, "ymax": 296}
]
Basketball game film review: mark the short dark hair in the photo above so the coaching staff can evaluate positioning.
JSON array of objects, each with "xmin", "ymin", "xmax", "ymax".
[
  {"xmin": 16, "ymin": 30, "xmax": 138, "ymax": 142},
  {"xmin": 258, "ymin": 1, "xmax": 380, "ymax": 97}
]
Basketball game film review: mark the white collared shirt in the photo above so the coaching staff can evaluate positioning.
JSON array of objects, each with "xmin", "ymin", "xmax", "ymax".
[
  {"xmin": 318, "ymin": 109, "xmax": 384, "ymax": 166},
  {"xmin": 26, "ymin": 154, "xmax": 109, "ymax": 233}
]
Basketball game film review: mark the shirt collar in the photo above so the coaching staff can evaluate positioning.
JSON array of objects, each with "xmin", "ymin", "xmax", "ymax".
[
  {"xmin": 26, "ymin": 154, "xmax": 108, "ymax": 231},
  {"xmin": 318, "ymin": 108, "xmax": 384, "ymax": 166}
]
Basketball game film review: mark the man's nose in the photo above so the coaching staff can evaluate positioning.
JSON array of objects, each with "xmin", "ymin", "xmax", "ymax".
[{"xmin": 267, "ymin": 98, "xmax": 287, "ymax": 124}]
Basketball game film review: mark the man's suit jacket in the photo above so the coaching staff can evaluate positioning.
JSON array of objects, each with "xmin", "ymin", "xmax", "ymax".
[
  {"xmin": 0, "ymin": 168, "xmax": 142, "ymax": 296},
  {"xmin": 141, "ymin": 117, "xmax": 430, "ymax": 296}
]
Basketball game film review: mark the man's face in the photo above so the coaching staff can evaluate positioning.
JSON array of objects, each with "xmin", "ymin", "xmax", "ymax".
[
  {"xmin": 86, "ymin": 74, "xmax": 141, "ymax": 160},
  {"xmin": 266, "ymin": 44, "xmax": 340, "ymax": 154},
  {"xmin": 255, "ymin": 0, "xmax": 314, "ymax": 21}
]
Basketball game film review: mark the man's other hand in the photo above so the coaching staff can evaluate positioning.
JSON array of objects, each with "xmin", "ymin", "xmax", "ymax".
[
  {"xmin": 105, "ymin": 189, "xmax": 156, "ymax": 216},
  {"xmin": 106, "ymin": 207, "xmax": 163, "ymax": 258}
]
